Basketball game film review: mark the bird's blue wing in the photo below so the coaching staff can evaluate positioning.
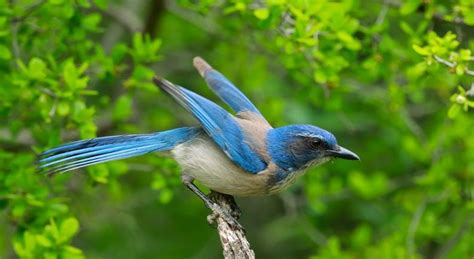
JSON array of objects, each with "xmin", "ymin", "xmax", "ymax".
[
  {"xmin": 154, "ymin": 77, "xmax": 267, "ymax": 174},
  {"xmin": 193, "ymin": 57, "xmax": 265, "ymax": 117}
]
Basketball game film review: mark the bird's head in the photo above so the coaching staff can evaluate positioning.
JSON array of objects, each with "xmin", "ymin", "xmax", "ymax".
[{"xmin": 267, "ymin": 125, "xmax": 359, "ymax": 171}]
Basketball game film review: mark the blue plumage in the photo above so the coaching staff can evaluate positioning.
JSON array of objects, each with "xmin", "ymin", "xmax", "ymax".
[
  {"xmin": 39, "ymin": 127, "xmax": 200, "ymax": 175},
  {"xmin": 205, "ymin": 70, "xmax": 261, "ymax": 114},
  {"xmin": 267, "ymin": 125, "xmax": 337, "ymax": 171},
  {"xmin": 154, "ymin": 78, "xmax": 267, "ymax": 174},
  {"xmin": 193, "ymin": 57, "xmax": 264, "ymax": 116},
  {"xmin": 39, "ymin": 56, "xmax": 359, "ymax": 198}
]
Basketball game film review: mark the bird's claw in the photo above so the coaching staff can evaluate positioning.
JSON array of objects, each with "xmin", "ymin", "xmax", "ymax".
[
  {"xmin": 229, "ymin": 205, "xmax": 242, "ymax": 220},
  {"xmin": 206, "ymin": 202, "xmax": 245, "ymax": 231},
  {"xmin": 226, "ymin": 198, "xmax": 242, "ymax": 220}
]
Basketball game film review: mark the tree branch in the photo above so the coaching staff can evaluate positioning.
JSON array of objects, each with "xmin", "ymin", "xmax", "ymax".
[
  {"xmin": 433, "ymin": 55, "xmax": 474, "ymax": 76},
  {"xmin": 208, "ymin": 191, "xmax": 255, "ymax": 259}
]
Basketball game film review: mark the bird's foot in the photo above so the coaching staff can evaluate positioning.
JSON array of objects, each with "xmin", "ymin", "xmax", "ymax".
[
  {"xmin": 229, "ymin": 203, "xmax": 242, "ymax": 220},
  {"xmin": 211, "ymin": 192, "xmax": 241, "ymax": 220},
  {"xmin": 206, "ymin": 201, "xmax": 244, "ymax": 231}
]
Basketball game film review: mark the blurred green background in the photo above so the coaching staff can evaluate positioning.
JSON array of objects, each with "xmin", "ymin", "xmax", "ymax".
[{"xmin": 1, "ymin": 0, "xmax": 473, "ymax": 258}]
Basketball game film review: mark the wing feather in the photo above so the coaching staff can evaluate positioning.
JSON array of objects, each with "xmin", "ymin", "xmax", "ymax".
[
  {"xmin": 153, "ymin": 77, "xmax": 267, "ymax": 174},
  {"xmin": 193, "ymin": 57, "xmax": 267, "ymax": 118}
]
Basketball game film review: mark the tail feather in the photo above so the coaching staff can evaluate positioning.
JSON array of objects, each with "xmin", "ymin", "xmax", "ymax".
[
  {"xmin": 41, "ymin": 134, "xmax": 146, "ymax": 156},
  {"xmin": 41, "ymin": 139, "xmax": 163, "ymax": 166},
  {"xmin": 41, "ymin": 142, "xmax": 155, "ymax": 169},
  {"xmin": 45, "ymin": 143, "xmax": 161, "ymax": 174},
  {"xmin": 38, "ymin": 127, "xmax": 200, "ymax": 175}
]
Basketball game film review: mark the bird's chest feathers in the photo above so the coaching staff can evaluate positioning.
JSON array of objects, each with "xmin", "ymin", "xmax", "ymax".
[
  {"xmin": 172, "ymin": 135, "xmax": 273, "ymax": 196},
  {"xmin": 266, "ymin": 168, "xmax": 306, "ymax": 194},
  {"xmin": 266, "ymin": 157, "xmax": 330, "ymax": 194}
]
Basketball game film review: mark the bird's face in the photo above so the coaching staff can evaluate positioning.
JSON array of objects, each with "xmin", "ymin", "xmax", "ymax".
[{"xmin": 267, "ymin": 125, "xmax": 359, "ymax": 171}]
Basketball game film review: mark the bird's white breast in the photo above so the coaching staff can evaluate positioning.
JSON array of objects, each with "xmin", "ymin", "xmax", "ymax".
[{"xmin": 171, "ymin": 134, "xmax": 272, "ymax": 196}]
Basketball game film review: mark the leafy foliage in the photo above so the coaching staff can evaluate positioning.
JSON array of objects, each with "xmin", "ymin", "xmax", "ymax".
[{"xmin": 1, "ymin": 0, "xmax": 473, "ymax": 258}]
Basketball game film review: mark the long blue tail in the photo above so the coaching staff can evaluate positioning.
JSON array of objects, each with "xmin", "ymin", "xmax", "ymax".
[{"xmin": 38, "ymin": 127, "xmax": 201, "ymax": 175}]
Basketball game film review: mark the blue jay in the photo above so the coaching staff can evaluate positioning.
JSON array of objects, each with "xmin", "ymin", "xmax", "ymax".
[{"xmin": 39, "ymin": 57, "xmax": 359, "ymax": 221}]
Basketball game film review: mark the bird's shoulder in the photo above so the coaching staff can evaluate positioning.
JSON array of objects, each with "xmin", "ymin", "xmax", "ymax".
[{"xmin": 234, "ymin": 111, "xmax": 272, "ymax": 162}]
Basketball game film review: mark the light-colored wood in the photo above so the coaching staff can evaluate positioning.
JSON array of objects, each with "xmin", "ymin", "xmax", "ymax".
[{"xmin": 208, "ymin": 192, "xmax": 255, "ymax": 259}]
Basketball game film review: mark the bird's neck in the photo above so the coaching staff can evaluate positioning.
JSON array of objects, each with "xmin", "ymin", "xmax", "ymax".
[{"xmin": 266, "ymin": 128, "xmax": 306, "ymax": 171}]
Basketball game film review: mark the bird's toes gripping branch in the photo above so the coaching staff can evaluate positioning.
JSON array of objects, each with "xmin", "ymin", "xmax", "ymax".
[
  {"xmin": 208, "ymin": 191, "xmax": 242, "ymax": 220},
  {"xmin": 206, "ymin": 199, "xmax": 244, "ymax": 232},
  {"xmin": 207, "ymin": 191, "xmax": 244, "ymax": 231}
]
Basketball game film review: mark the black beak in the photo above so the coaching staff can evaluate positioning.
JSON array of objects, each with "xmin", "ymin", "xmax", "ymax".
[{"xmin": 327, "ymin": 145, "xmax": 360, "ymax": 160}]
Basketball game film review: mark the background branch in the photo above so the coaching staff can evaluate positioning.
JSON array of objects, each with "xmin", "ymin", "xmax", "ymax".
[{"xmin": 434, "ymin": 55, "xmax": 474, "ymax": 76}]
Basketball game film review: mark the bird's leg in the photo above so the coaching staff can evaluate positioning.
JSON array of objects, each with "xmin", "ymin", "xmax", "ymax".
[
  {"xmin": 181, "ymin": 174, "xmax": 244, "ymax": 230},
  {"xmin": 181, "ymin": 174, "xmax": 214, "ymax": 208}
]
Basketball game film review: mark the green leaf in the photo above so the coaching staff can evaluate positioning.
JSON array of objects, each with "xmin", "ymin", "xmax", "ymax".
[
  {"xmin": 79, "ymin": 121, "xmax": 97, "ymax": 139},
  {"xmin": 58, "ymin": 217, "xmax": 79, "ymax": 243},
  {"xmin": 350, "ymin": 225, "xmax": 372, "ymax": 249},
  {"xmin": 36, "ymin": 234, "xmax": 52, "ymax": 247},
  {"xmin": 46, "ymin": 219, "xmax": 60, "ymax": 242},
  {"xmin": 62, "ymin": 59, "xmax": 89, "ymax": 89},
  {"xmin": 77, "ymin": 0, "xmax": 91, "ymax": 8},
  {"xmin": 24, "ymin": 231, "xmax": 36, "ymax": 252},
  {"xmin": 0, "ymin": 44, "xmax": 11, "ymax": 60},
  {"xmin": 152, "ymin": 173, "xmax": 166, "ymax": 190},
  {"xmin": 254, "ymin": 8, "xmax": 269, "ymax": 20},
  {"xmin": 111, "ymin": 43, "xmax": 128, "ymax": 63},
  {"xmin": 130, "ymin": 33, "xmax": 161, "ymax": 63},
  {"xmin": 61, "ymin": 245, "xmax": 85, "ymax": 259},
  {"xmin": 28, "ymin": 57, "xmax": 47, "ymax": 80},
  {"xmin": 224, "ymin": 2, "xmax": 246, "ymax": 14},
  {"xmin": 94, "ymin": 0, "xmax": 108, "ymax": 9},
  {"xmin": 44, "ymin": 252, "xmax": 59, "ymax": 259},
  {"xmin": 113, "ymin": 95, "xmax": 132, "ymax": 121},
  {"xmin": 337, "ymin": 31, "xmax": 361, "ymax": 50},
  {"xmin": 459, "ymin": 49, "xmax": 471, "ymax": 61},
  {"xmin": 159, "ymin": 189, "xmax": 173, "ymax": 204},
  {"xmin": 12, "ymin": 201, "xmax": 26, "ymax": 218},
  {"xmin": 88, "ymin": 164, "xmax": 109, "ymax": 184},
  {"xmin": 13, "ymin": 238, "xmax": 26, "ymax": 257},
  {"xmin": 348, "ymin": 171, "xmax": 388, "ymax": 199},
  {"xmin": 82, "ymin": 13, "xmax": 102, "ymax": 31},
  {"xmin": 400, "ymin": 0, "xmax": 421, "ymax": 15},
  {"xmin": 57, "ymin": 101, "xmax": 70, "ymax": 116},
  {"xmin": 448, "ymin": 104, "xmax": 461, "ymax": 118},
  {"xmin": 63, "ymin": 60, "xmax": 77, "ymax": 87},
  {"xmin": 412, "ymin": 45, "xmax": 430, "ymax": 56},
  {"xmin": 400, "ymin": 22, "xmax": 415, "ymax": 35},
  {"xmin": 455, "ymin": 64, "xmax": 465, "ymax": 75}
]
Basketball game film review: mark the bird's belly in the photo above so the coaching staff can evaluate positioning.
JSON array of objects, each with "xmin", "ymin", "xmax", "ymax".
[{"xmin": 171, "ymin": 135, "xmax": 271, "ymax": 196}]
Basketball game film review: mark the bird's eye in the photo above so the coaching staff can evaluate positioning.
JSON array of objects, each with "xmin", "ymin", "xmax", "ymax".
[{"xmin": 309, "ymin": 138, "xmax": 323, "ymax": 149}]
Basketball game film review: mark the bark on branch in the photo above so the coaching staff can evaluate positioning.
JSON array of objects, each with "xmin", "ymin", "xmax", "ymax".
[{"xmin": 208, "ymin": 191, "xmax": 255, "ymax": 259}]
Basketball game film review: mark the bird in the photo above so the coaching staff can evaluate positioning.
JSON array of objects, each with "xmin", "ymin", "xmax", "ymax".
[{"xmin": 38, "ymin": 57, "xmax": 359, "ymax": 223}]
